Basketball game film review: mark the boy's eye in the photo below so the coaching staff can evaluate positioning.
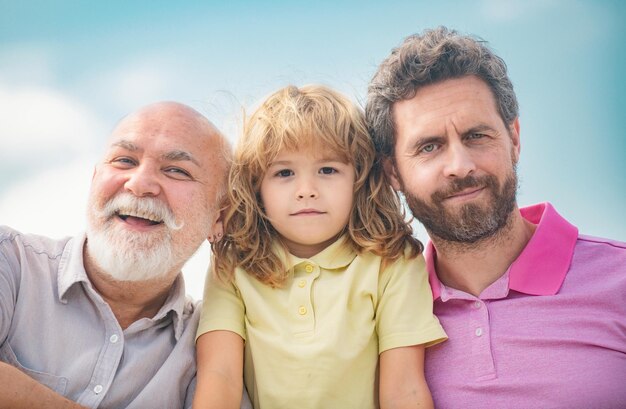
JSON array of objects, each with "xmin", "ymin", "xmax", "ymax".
[
  {"xmin": 275, "ymin": 169, "xmax": 294, "ymax": 177},
  {"xmin": 319, "ymin": 167, "xmax": 337, "ymax": 175}
]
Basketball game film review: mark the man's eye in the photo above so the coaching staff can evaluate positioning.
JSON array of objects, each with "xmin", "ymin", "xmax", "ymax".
[
  {"xmin": 111, "ymin": 157, "xmax": 136, "ymax": 166},
  {"xmin": 319, "ymin": 167, "xmax": 337, "ymax": 175},
  {"xmin": 275, "ymin": 169, "xmax": 294, "ymax": 177},
  {"xmin": 421, "ymin": 144, "xmax": 438, "ymax": 153},
  {"xmin": 468, "ymin": 133, "xmax": 486, "ymax": 140},
  {"xmin": 165, "ymin": 167, "xmax": 191, "ymax": 179}
]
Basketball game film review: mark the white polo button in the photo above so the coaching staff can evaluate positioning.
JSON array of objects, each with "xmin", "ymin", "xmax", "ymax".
[
  {"xmin": 475, "ymin": 327, "xmax": 483, "ymax": 337},
  {"xmin": 298, "ymin": 280, "xmax": 306, "ymax": 288},
  {"xmin": 474, "ymin": 301, "xmax": 481, "ymax": 309},
  {"xmin": 109, "ymin": 334, "xmax": 119, "ymax": 343},
  {"xmin": 305, "ymin": 264, "xmax": 314, "ymax": 273},
  {"xmin": 298, "ymin": 306, "xmax": 307, "ymax": 315},
  {"xmin": 94, "ymin": 384, "xmax": 103, "ymax": 394}
]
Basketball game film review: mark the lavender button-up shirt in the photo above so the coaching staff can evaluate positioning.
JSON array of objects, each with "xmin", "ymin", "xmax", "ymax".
[{"xmin": 0, "ymin": 227, "xmax": 199, "ymax": 408}]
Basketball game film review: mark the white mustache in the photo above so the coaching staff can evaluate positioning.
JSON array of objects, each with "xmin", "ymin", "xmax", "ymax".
[{"xmin": 98, "ymin": 193, "xmax": 183, "ymax": 230}]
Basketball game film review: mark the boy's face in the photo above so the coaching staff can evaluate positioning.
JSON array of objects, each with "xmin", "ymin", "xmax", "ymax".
[{"xmin": 260, "ymin": 148, "xmax": 355, "ymax": 258}]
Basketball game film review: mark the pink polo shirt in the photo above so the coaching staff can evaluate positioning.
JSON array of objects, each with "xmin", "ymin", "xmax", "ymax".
[{"xmin": 424, "ymin": 203, "xmax": 626, "ymax": 409}]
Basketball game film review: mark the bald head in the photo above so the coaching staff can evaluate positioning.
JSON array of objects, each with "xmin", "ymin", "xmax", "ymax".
[
  {"xmin": 113, "ymin": 102, "xmax": 228, "ymax": 157},
  {"xmin": 114, "ymin": 102, "xmax": 220, "ymax": 139}
]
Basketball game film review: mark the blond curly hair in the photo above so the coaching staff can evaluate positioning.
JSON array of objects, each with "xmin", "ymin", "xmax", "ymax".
[{"xmin": 213, "ymin": 84, "xmax": 422, "ymax": 286}]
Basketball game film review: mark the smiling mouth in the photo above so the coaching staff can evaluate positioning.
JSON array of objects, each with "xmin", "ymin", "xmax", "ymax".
[
  {"xmin": 117, "ymin": 212, "xmax": 163, "ymax": 226},
  {"xmin": 445, "ymin": 187, "xmax": 485, "ymax": 200}
]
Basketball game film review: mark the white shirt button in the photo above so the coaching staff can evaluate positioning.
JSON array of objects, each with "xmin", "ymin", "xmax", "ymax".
[
  {"xmin": 109, "ymin": 334, "xmax": 119, "ymax": 343},
  {"xmin": 474, "ymin": 301, "xmax": 481, "ymax": 309},
  {"xmin": 94, "ymin": 384, "xmax": 103, "ymax": 394},
  {"xmin": 475, "ymin": 327, "xmax": 483, "ymax": 337}
]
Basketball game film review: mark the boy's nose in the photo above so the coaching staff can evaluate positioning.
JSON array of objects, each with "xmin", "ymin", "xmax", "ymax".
[{"xmin": 296, "ymin": 179, "xmax": 318, "ymax": 200}]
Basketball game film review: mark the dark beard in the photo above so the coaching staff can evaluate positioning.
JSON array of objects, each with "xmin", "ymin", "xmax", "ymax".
[{"xmin": 403, "ymin": 169, "xmax": 518, "ymax": 244}]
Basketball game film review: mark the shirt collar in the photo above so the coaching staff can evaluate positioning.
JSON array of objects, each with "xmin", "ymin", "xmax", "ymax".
[
  {"xmin": 150, "ymin": 274, "xmax": 189, "ymax": 340},
  {"xmin": 279, "ymin": 235, "xmax": 357, "ymax": 271},
  {"xmin": 57, "ymin": 232, "xmax": 90, "ymax": 301},
  {"xmin": 57, "ymin": 232, "xmax": 189, "ymax": 339},
  {"xmin": 427, "ymin": 202, "xmax": 578, "ymax": 299}
]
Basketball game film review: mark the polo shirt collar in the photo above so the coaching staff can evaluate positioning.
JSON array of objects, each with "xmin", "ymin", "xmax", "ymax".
[
  {"xmin": 57, "ymin": 232, "xmax": 188, "ymax": 339},
  {"xmin": 281, "ymin": 235, "xmax": 357, "ymax": 271},
  {"xmin": 427, "ymin": 202, "xmax": 578, "ymax": 299}
]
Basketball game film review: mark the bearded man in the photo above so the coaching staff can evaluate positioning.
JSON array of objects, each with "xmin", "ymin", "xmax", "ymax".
[
  {"xmin": 0, "ymin": 102, "xmax": 229, "ymax": 408},
  {"xmin": 366, "ymin": 27, "xmax": 626, "ymax": 408}
]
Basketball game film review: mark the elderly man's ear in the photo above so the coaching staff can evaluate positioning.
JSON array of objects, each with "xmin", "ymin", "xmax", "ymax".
[{"xmin": 207, "ymin": 212, "xmax": 224, "ymax": 243}]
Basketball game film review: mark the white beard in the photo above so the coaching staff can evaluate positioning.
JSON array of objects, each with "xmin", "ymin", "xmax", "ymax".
[{"xmin": 86, "ymin": 193, "xmax": 183, "ymax": 282}]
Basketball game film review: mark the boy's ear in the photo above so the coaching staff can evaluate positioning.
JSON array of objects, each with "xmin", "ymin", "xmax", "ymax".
[{"xmin": 383, "ymin": 158, "xmax": 402, "ymax": 191}]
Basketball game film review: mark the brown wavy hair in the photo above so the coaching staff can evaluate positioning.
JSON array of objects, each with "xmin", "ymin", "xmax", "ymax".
[
  {"xmin": 366, "ymin": 26, "xmax": 519, "ymax": 159},
  {"xmin": 213, "ymin": 84, "xmax": 422, "ymax": 287}
]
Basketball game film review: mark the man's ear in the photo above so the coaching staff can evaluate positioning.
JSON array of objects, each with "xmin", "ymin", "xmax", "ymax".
[
  {"xmin": 383, "ymin": 157, "xmax": 402, "ymax": 191},
  {"xmin": 509, "ymin": 118, "xmax": 521, "ymax": 164},
  {"xmin": 207, "ymin": 211, "xmax": 224, "ymax": 243}
]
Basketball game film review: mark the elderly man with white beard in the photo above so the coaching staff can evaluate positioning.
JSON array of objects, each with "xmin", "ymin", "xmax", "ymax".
[{"xmin": 0, "ymin": 102, "xmax": 230, "ymax": 408}]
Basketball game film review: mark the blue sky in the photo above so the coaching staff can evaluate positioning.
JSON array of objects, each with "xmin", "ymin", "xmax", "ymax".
[{"xmin": 1, "ymin": 0, "xmax": 624, "ymax": 297}]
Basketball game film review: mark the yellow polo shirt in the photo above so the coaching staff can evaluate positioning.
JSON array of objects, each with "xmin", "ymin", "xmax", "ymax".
[{"xmin": 198, "ymin": 236, "xmax": 446, "ymax": 409}]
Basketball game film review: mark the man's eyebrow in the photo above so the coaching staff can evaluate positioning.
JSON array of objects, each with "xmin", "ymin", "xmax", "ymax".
[
  {"xmin": 112, "ymin": 140, "xmax": 139, "ymax": 151},
  {"xmin": 410, "ymin": 135, "xmax": 445, "ymax": 151},
  {"xmin": 461, "ymin": 124, "xmax": 495, "ymax": 136},
  {"xmin": 162, "ymin": 150, "xmax": 201, "ymax": 167},
  {"xmin": 111, "ymin": 140, "xmax": 200, "ymax": 166}
]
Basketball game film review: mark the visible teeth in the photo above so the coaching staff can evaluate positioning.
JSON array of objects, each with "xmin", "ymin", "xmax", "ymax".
[{"xmin": 116, "ymin": 211, "xmax": 162, "ymax": 223}]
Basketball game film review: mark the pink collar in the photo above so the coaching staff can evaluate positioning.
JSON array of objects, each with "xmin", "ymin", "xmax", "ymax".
[{"xmin": 427, "ymin": 203, "xmax": 579, "ymax": 299}]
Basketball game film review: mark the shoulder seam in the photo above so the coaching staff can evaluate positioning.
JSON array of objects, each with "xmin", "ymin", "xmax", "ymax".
[
  {"xmin": 0, "ymin": 231, "xmax": 64, "ymax": 261},
  {"xmin": 578, "ymin": 235, "xmax": 626, "ymax": 250}
]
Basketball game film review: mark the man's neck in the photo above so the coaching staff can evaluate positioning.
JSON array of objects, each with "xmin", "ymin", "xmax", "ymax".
[
  {"xmin": 431, "ymin": 208, "xmax": 536, "ymax": 297},
  {"xmin": 83, "ymin": 250, "xmax": 180, "ymax": 330}
]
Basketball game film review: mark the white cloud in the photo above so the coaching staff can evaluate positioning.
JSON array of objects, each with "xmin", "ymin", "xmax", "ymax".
[
  {"xmin": 0, "ymin": 83, "xmax": 104, "ymax": 159},
  {"xmin": 0, "ymin": 159, "xmax": 93, "ymax": 238}
]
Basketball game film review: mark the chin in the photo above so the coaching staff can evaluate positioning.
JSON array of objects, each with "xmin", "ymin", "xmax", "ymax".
[{"xmin": 86, "ymin": 224, "xmax": 176, "ymax": 282}]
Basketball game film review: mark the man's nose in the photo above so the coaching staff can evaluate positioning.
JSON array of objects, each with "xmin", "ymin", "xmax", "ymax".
[
  {"xmin": 443, "ymin": 143, "xmax": 476, "ymax": 179},
  {"xmin": 124, "ymin": 165, "xmax": 161, "ymax": 197}
]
